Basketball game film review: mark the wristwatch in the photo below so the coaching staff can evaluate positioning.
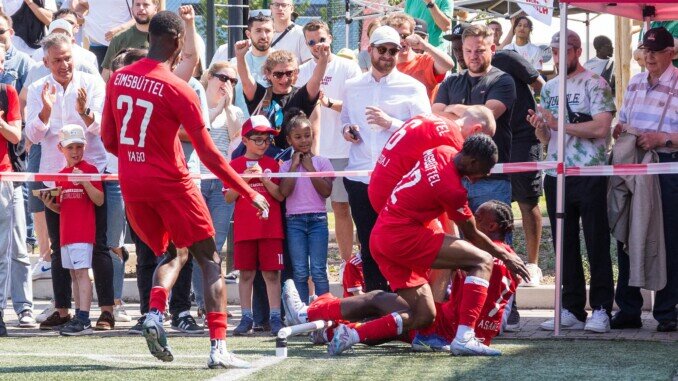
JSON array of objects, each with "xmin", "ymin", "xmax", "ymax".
[
  {"xmin": 666, "ymin": 138, "xmax": 674, "ymax": 148},
  {"xmin": 80, "ymin": 107, "xmax": 91, "ymax": 117},
  {"xmin": 326, "ymin": 98, "xmax": 334, "ymax": 108},
  {"xmin": 426, "ymin": 1, "xmax": 435, "ymax": 8}
]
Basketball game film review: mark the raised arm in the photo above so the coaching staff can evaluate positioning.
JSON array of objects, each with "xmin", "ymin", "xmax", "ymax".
[
  {"xmin": 303, "ymin": 44, "xmax": 330, "ymax": 100},
  {"xmin": 173, "ymin": 5, "xmax": 200, "ymax": 82},
  {"xmin": 25, "ymin": 0, "xmax": 54, "ymax": 26},
  {"xmin": 234, "ymin": 40, "xmax": 257, "ymax": 102}
]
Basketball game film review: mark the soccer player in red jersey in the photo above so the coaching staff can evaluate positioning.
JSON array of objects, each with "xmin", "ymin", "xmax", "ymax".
[
  {"xmin": 284, "ymin": 135, "xmax": 528, "ymax": 356},
  {"xmin": 284, "ymin": 200, "xmax": 519, "ymax": 352},
  {"xmin": 367, "ymin": 106, "xmax": 496, "ymax": 213},
  {"xmin": 101, "ymin": 11, "xmax": 268, "ymax": 369}
]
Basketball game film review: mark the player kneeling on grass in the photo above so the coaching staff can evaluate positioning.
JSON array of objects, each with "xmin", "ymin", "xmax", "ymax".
[
  {"xmin": 225, "ymin": 115, "xmax": 286, "ymax": 336},
  {"xmin": 40, "ymin": 125, "xmax": 104, "ymax": 336},
  {"xmin": 283, "ymin": 200, "xmax": 518, "ymax": 352},
  {"xmin": 285, "ymin": 135, "xmax": 528, "ymax": 356}
]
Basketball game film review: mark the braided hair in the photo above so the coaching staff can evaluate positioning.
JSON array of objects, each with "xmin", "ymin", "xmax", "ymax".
[{"xmin": 481, "ymin": 200, "xmax": 514, "ymax": 238}]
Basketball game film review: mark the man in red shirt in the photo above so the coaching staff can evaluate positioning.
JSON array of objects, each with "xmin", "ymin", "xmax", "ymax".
[
  {"xmin": 288, "ymin": 135, "xmax": 528, "ymax": 356},
  {"xmin": 101, "ymin": 11, "xmax": 267, "ymax": 369},
  {"xmin": 368, "ymin": 107, "xmax": 495, "ymax": 213},
  {"xmin": 0, "ymin": 81, "xmax": 27, "ymax": 337}
]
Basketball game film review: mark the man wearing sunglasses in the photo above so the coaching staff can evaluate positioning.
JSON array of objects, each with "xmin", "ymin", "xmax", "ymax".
[
  {"xmin": 295, "ymin": 20, "xmax": 362, "ymax": 269},
  {"xmin": 383, "ymin": 13, "xmax": 453, "ymax": 102},
  {"xmin": 269, "ymin": 0, "xmax": 311, "ymax": 64},
  {"xmin": 340, "ymin": 25, "xmax": 430, "ymax": 293}
]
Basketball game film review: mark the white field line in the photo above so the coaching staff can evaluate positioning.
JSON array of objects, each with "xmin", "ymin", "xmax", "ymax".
[
  {"xmin": 207, "ymin": 356, "xmax": 285, "ymax": 381},
  {"xmin": 0, "ymin": 352, "xmax": 202, "ymax": 368}
]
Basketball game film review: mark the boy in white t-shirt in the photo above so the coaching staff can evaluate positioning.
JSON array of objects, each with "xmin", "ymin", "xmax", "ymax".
[{"xmin": 40, "ymin": 125, "xmax": 104, "ymax": 336}]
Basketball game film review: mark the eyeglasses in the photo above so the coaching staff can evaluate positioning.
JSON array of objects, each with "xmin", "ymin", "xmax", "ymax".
[
  {"xmin": 213, "ymin": 73, "xmax": 239, "ymax": 85},
  {"xmin": 271, "ymin": 70, "xmax": 295, "ymax": 79},
  {"xmin": 249, "ymin": 136, "xmax": 273, "ymax": 146},
  {"xmin": 271, "ymin": 2, "xmax": 291, "ymax": 9},
  {"xmin": 399, "ymin": 33, "xmax": 411, "ymax": 40},
  {"xmin": 307, "ymin": 37, "xmax": 326, "ymax": 46},
  {"xmin": 372, "ymin": 45, "xmax": 400, "ymax": 56}
]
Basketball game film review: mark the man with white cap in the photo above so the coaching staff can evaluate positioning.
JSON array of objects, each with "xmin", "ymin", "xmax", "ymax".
[
  {"xmin": 31, "ymin": 17, "xmax": 98, "ymax": 71},
  {"xmin": 340, "ymin": 25, "xmax": 430, "ymax": 293}
]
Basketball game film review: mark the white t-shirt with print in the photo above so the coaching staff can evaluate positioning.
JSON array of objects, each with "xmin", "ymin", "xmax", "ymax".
[
  {"xmin": 504, "ymin": 42, "xmax": 543, "ymax": 71},
  {"xmin": 296, "ymin": 55, "xmax": 362, "ymax": 159},
  {"xmin": 540, "ymin": 69, "xmax": 616, "ymax": 173},
  {"xmin": 272, "ymin": 23, "xmax": 312, "ymax": 64},
  {"xmin": 83, "ymin": 0, "xmax": 132, "ymax": 46}
]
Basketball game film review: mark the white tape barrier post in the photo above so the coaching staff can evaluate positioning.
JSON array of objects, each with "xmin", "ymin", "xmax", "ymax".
[{"xmin": 275, "ymin": 320, "xmax": 334, "ymax": 358}]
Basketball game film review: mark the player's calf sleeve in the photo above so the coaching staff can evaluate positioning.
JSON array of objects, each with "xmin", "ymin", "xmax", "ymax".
[
  {"xmin": 149, "ymin": 286, "xmax": 169, "ymax": 313},
  {"xmin": 354, "ymin": 313, "xmax": 403, "ymax": 342},
  {"xmin": 307, "ymin": 295, "xmax": 344, "ymax": 322},
  {"xmin": 457, "ymin": 276, "xmax": 489, "ymax": 328},
  {"xmin": 207, "ymin": 312, "xmax": 228, "ymax": 340}
]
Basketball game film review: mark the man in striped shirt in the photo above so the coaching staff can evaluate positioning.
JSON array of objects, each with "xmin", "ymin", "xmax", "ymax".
[{"xmin": 612, "ymin": 27, "xmax": 678, "ymax": 333}]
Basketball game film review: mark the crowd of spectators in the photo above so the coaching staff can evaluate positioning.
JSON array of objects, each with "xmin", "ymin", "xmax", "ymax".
[{"xmin": 0, "ymin": 1, "xmax": 677, "ymax": 338}]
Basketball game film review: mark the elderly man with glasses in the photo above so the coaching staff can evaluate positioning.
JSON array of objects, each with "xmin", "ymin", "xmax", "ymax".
[{"xmin": 340, "ymin": 25, "xmax": 430, "ymax": 293}]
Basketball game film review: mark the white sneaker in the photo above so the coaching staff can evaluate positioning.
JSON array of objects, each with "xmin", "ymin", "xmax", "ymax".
[
  {"xmin": 451, "ymin": 335, "xmax": 501, "ymax": 356},
  {"xmin": 114, "ymin": 302, "xmax": 132, "ymax": 322},
  {"xmin": 31, "ymin": 260, "xmax": 52, "ymax": 280},
  {"xmin": 36, "ymin": 301, "xmax": 56, "ymax": 323},
  {"xmin": 327, "ymin": 324, "xmax": 359, "ymax": 356},
  {"xmin": 207, "ymin": 340, "xmax": 251, "ymax": 369},
  {"xmin": 282, "ymin": 279, "xmax": 308, "ymax": 326},
  {"xmin": 540, "ymin": 309, "xmax": 585, "ymax": 331},
  {"xmin": 585, "ymin": 309, "xmax": 611, "ymax": 333},
  {"xmin": 520, "ymin": 263, "xmax": 542, "ymax": 287},
  {"xmin": 18, "ymin": 310, "xmax": 37, "ymax": 328}
]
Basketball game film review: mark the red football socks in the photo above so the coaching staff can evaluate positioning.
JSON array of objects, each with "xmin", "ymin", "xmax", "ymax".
[
  {"xmin": 457, "ymin": 277, "xmax": 489, "ymax": 328},
  {"xmin": 354, "ymin": 313, "xmax": 402, "ymax": 342},
  {"xmin": 307, "ymin": 294, "xmax": 344, "ymax": 322},
  {"xmin": 148, "ymin": 287, "xmax": 169, "ymax": 313},
  {"xmin": 207, "ymin": 312, "xmax": 228, "ymax": 340}
]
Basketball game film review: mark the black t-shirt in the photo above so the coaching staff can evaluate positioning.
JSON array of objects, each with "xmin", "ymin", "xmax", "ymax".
[
  {"xmin": 434, "ymin": 67, "xmax": 516, "ymax": 173},
  {"xmin": 245, "ymin": 83, "xmax": 319, "ymax": 149},
  {"xmin": 491, "ymin": 50, "xmax": 540, "ymax": 146}
]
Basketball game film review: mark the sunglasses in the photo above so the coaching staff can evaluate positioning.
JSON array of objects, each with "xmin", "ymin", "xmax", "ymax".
[
  {"xmin": 249, "ymin": 136, "xmax": 273, "ymax": 146},
  {"xmin": 307, "ymin": 37, "xmax": 326, "ymax": 46},
  {"xmin": 372, "ymin": 45, "xmax": 400, "ymax": 56},
  {"xmin": 399, "ymin": 33, "xmax": 411, "ymax": 40},
  {"xmin": 213, "ymin": 73, "xmax": 238, "ymax": 85},
  {"xmin": 271, "ymin": 70, "xmax": 295, "ymax": 79}
]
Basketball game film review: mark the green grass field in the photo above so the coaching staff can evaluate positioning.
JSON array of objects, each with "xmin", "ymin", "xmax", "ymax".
[{"xmin": 0, "ymin": 335, "xmax": 676, "ymax": 381}]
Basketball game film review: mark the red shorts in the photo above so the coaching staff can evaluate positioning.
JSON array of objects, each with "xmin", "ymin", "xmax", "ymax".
[
  {"xmin": 370, "ymin": 219, "xmax": 445, "ymax": 291},
  {"xmin": 125, "ymin": 187, "xmax": 214, "ymax": 256},
  {"xmin": 233, "ymin": 239, "xmax": 284, "ymax": 271}
]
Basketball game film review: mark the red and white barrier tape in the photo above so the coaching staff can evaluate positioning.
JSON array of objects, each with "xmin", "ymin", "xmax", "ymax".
[{"xmin": 2, "ymin": 160, "xmax": 678, "ymax": 182}]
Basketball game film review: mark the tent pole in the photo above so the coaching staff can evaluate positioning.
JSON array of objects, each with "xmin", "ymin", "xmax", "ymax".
[
  {"xmin": 585, "ymin": 12, "xmax": 590, "ymax": 61},
  {"xmin": 554, "ymin": 1, "xmax": 568, "ymax": 338}
]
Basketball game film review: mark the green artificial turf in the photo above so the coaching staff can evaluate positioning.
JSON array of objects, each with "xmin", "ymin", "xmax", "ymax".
[{"xmin": 0, "ymin": 335, "xmax": 675, "ymax": 381}]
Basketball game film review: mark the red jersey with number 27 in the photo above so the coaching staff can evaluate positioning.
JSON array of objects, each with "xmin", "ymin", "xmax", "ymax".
[
  {"xmin": 379, "ymin": 145, "xmax": 472, "ymax": 227},
  {"xmin": 368, "ymin": 114, "xmax": 464, "ymax": 212},
  {"xmin": 102, "ymin": 58, "xmax": 206, "ymax": 202}
]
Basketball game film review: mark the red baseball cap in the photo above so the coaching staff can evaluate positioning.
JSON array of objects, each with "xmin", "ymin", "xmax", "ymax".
[{"xmin": 242, "ymin": 115, "xmax": 278, "ymax": 137}]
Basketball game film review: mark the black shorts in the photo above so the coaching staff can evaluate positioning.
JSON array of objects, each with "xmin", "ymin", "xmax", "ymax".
[{"xmin": 510, "ymin": 141, "xmax": 543, "ymax": 205}]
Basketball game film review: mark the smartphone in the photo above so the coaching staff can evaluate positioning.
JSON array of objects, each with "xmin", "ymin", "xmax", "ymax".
[
  {"xmin": 348, "ymin": 125, "xmax": 361, "ymax": 140},
  {"xmin": 246, "ymin": 161, "xmax": 258, "ymax": 168}
]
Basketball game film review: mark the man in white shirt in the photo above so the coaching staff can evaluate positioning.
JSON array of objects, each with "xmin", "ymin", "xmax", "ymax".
[
  {"xmin": 584, "ymin": 35, "xmax": 615, "ymax": 93},
  {"xmin": 340, "ymin": 25, "xmax": 430, "ymax": 292},
  {"xmin": 295, "ymin": 20, "xmax": 362, "ymax": 267},
  {"xmin": 269, "ymin": 0, "xmax": 311, "ymax": 64},
  {"xmin": 75, "ymin": 0, "xmax": 134, "ymax": 70},
  {"xmin": 25, "ymin": 33, "xmax": 115, "ymax": 330}
]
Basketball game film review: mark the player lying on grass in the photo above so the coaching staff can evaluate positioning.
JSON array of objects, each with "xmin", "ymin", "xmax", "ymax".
[
  {"xmin": 284, "ymin": 135, "xmax": 528, "ymax": 356},
  {"xmin": 283, "ymin": 200, "xmax": 519, "ymax": 352}
]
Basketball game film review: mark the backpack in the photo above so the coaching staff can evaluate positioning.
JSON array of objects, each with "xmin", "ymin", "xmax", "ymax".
[{"xmin": 0, "ymin": 84, "xmax": 27, "ymax": 173}]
